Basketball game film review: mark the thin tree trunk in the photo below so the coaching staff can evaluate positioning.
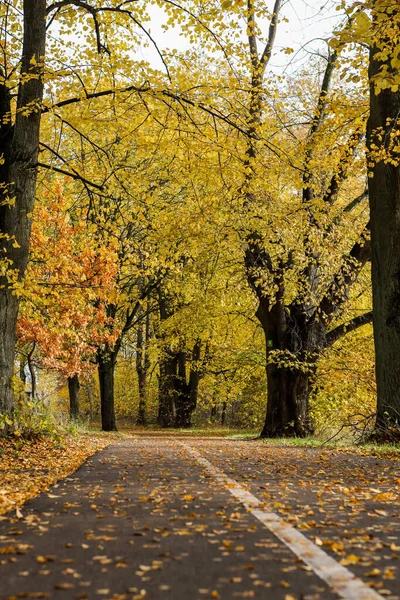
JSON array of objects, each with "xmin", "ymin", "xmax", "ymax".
[
  {"xmin": 136, "ymin": 318, "xmax": 147, "ymax": 426},
  {"xmin": 210, "ymin": 401, "xmax": 217, "ymax": 422},
  {"xmin": 68, "ymin": 374, "xmax": 80, "ymax": 420},
  {"xmin": 86, "ymin": 385, "xmax": 93, "ymax": 422},
  {"xmin": 157, "ymin": 291, "xmax": 175, "ymax": 427},
  {"xmin": 221, "ymin": 401, "xmax": 227, "ymax": 426},
  {"xmin": 27, "ymin": 343, "xmax": 36, "ymax": 400},
  {"xmin": 0, "ymin": 0, "xmax": 46, "ymax": 414},
  {"xmin": 97, "ymin": 350, "xmax": 117, "ymax": 431},
  {"xmin": 368, "ymin": 40, "xmax": 400, "ymax": 436},
  {"xmin": 19, "ymin": 357, "xmax": 26, "ymax": 385}
]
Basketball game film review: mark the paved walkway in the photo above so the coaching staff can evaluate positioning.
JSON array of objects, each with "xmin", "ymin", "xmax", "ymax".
[{"xmin": 0, "ymin": 437, "xmax": 399, "ymax": 599}]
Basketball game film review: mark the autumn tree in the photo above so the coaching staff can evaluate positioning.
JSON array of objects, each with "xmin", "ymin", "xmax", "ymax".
[
  {"xmin": 0, "ymin": 0, "xmax": 165, "ymax": 419},
  {"xmin": 0, "ymin": 0, "xmax": 46, "ymax": 415},
  {"xmin": 365, "ymin": 0, "xmax": 400, "ymax": 436},
  {"xmin": 158, "ymin": 0, "xmax": 372, "ymax": 436},
  {"xmin": 16, "ymin": 180, "xmax": 118, "ymax": 419}
]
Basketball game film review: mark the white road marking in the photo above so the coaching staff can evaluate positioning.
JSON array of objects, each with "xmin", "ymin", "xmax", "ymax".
[{"xmin": 183, "ymin": 443, "xmax": 384, "ymax": 600}]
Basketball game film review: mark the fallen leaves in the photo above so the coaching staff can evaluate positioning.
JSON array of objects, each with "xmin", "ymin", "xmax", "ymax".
[{"xmin": 0, "ymin": 434, "xmax": 115, "ymax": 515}]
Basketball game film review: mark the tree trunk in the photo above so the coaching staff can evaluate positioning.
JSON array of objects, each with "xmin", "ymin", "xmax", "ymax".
[
  {"xmin": 136, "ymin": 317, "xmax": 147, "ymax": 426},
  {"xmin": 260, "ymin": 361, "xmax": 313, "ymax": 438},
  {"xmin": 174, "ymin": 351, "xmax": 189, "ymax": 428},
  {"xmin": 157, "ymin": 352, "xmax": 176, "ymax": 427},
  {"xmin": 86, "ymin": 385, "xmax": 93, "ymax": 422},
  {"xmin": 27, "ymin": 349, "xmax": 36, "ymax": 401},
  {"xmin": 97, "ymin": 350, "xmax": 117, "ymax": 431},
  {"xmin": 256, "ymin": 300, "xmax": 317, "ymax": 438},
  {"xmin": 157, "ymin": 291, "xmax": 176, "ymax": 427},
  {"xmin": 210, "ymin": 390, "xmax": 218, "ymax": 422},
  {"xmin": 174, "ymin": 342, "xmax": 201, "ymax": 428},
  {"xmin": 0, "ymin": 0, "xmax": 46, "ymax": 414},
  {"xmin": 221, "ymin": 401, "xmax": 227, "ymax": 426},
  {"xmin": 68, "ymin": 374, "xmax": 80, "ymax": 420},
  {"xmin": 19, "ymin": 357, "xmax": 26, "ymax": 385},
  {"xmin": 368, "ymin": 41, "xmax": 400, "ymax": 435}
]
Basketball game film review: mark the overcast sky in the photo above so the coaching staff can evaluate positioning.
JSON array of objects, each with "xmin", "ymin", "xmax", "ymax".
[{"xmin": 137, "ymin": 0, "xmax": 342, "ymax": 73}]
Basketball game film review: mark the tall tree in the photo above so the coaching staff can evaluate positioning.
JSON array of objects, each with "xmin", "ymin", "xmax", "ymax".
[
  {"xmin": 136, "ymin": 307, "xmax": 151, "ymax": 426},
  {"xmin": 366, "ymin": 0, "xmax": 400, "ymax": 436},
  {"xmin": 0, "ymin": 0, "xmax": 46, "ymax": 414}
]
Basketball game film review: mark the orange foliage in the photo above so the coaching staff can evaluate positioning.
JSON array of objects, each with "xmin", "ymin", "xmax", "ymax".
[{"xmin": 17, "ymin": 182, "xmax": 119, "ymax": 376}]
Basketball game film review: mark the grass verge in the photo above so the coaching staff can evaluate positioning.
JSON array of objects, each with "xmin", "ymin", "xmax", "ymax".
[{"xmin": 255, "ymin": 435, "xmax": 400, "ymax": 458}]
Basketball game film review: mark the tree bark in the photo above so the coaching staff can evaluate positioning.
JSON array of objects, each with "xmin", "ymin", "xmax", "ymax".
[
  {"xmin": 27, "ymin": 343, "xmax": 36, "ymax": 400},
  {"xmin": 86, "ymin": 384, "xmax": 93, "ymax": 422},
  {"xmin": 221, "ymin": 401, "xmax": 227, "ymax": 426},
  {"xmin": 256, "ymin": 298, "xmax": 322, "ymax": 438},
  {"xmin": 97, "ymin": 349, "xmax": 117, "ymax": 431},
  {"xmin": 0, "ymin": 0, "xmax": 46, "ymax": 414},
  {"xmin": 157, "ymin": 290, "xmax": 175, "ymax": 427},
  {"xmin": 174, "ymin": 341, "xmax": 202, "ymax": 428},
  {"xmin": 261, "ymin": 361, "xmax": 313, "ymax": 437},
  {"xmin": 19, "ymin": 357, "xmax": 26, "ymax": 385},
  {"xmin": 136, "ymin": 314, "xmax": 150, "ymax": 426},
  {"xmin": 368, "ymin": 41, "xmax": 400, "ymax": 434},
  {"xmin": 157, "ymin": 351, "xmax": 176, "ymax": 427},
  {"xmin": 68, "ymin": 374, "xmax": 80, "ymax": 420}
]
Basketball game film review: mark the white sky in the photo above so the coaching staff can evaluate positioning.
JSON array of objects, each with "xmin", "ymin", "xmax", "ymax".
[{"xmin": 137, "ymin": 0, "xmax": 343, "ymax": 73}]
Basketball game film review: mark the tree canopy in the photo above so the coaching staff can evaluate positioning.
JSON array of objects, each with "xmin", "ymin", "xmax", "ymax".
[{"xmin": 1, "ymin": 0, "xmax": 399, "ymax": 440}]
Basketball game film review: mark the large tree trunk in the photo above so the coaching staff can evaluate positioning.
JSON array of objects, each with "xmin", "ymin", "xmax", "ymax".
[
  {"xmin": 136, "ymin": 313, "xmax": 150, "ymax": 426},
  {"xmin": 157, "ymin": 351, "xmax": 176, "ymax": 427},
  {"xmin": 174, "ymin": 351, "xmax": 190, "ymax": 428},
  {"xmin": 0, "ymin": 0, "xmax": 46, "ymax": 414},
  {"xmin": 68, "ymin": 374, "xmax": 80, "ymax": 420},
  {"xmin": 136, "ymin": 321, "xmax": 146, "ymax": 426},
  {"xmin": 157, "ymin": 291, "xmax": 176, "ymax": 427},
  {"xmin": 256, "ymin": 300, "xmax": 318, "ymax": 438},
  {"xmin": 175, "ymin": 342, "xmax": 201, "ymax": 428},
  {"xmin": 261, "ymin": 362, "xmax": 313, "ymax": 438},
  {"xmin": 97, "ymin": 350, "xmax": 117, "ymax": 431},
  {"xmin": 368, "ymin": 42, "xmax": 400, "ymax": 436}
]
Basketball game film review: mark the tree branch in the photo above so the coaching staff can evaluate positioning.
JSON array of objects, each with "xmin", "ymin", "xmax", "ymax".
[
  {"xmin": 247, "ymin": 0, "xmax": 259, "ymax": 71},
  {"xmin": 326, "ymin": 311, "xmax": 373, "ymax": 347},
  {"xmin": 37, "ymin": 161, "xmax": 103, "ymax": 190},
  {"xmin": 344, "ymin": 188, "xmax": 368, "ymax": 213},
  {"xmin": 319, "ymin": 222, "xmax": 371, "ymax": 322},
  {"xmin": 259, "ymin": 0, "xmax": 282, "ymax": 74},
  {"xmin": 322, "ymin": 132, "xmax": 364, "ymax": 205}
]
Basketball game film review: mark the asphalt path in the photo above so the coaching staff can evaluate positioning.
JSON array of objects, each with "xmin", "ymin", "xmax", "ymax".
[{"xmin": 0, "ymin": 437, "xmax": 399, "ymax": 600}]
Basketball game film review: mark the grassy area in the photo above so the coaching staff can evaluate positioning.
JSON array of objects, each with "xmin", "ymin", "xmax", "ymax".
[
  {"xmin": 120, "ymin": 425, "xmax": 260, "ymax": 438},
  {"xmin": 77, "ymin": 422, "xmax": 400, "ymax": 458},
  {"xmin": 254, "ymin": 435, "xmax": 400, "ymax": 458}
]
